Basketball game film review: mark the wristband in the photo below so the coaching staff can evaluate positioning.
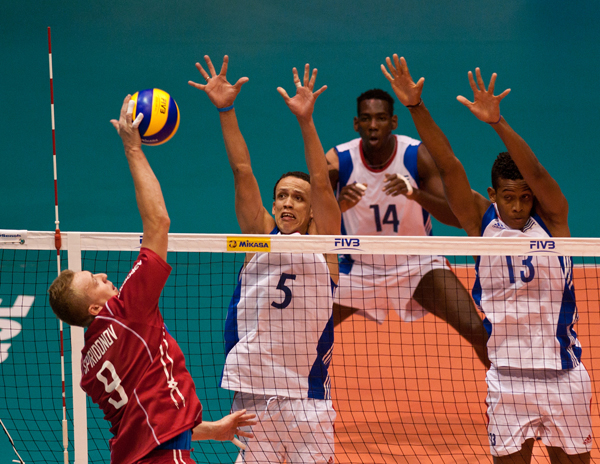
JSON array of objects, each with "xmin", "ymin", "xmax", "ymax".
[
  {"xmin": 489, "ymin": 114, "xmax": 502, "ymax": 125},
  {"xmin": 405, "ymin": 99, "xmax": 423, "ymax": 109},
  {"xmin": 217, "ymin": 104, "xmax": 235, "ymax": 113}
]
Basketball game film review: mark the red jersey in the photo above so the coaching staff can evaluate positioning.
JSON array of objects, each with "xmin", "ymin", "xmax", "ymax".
[{"xmin": 80, "ymin": 248, "xmax": 202, "ymax": 464}]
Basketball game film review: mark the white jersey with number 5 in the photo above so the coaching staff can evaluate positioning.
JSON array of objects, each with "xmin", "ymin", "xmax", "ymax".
[
  {"xmin": 335, "ymin": 135, "xmax": 430, "ymax": 266},
  {"xmin": 473, "ymin": 204, "xmax": 582, "ymax": 370},
  {"xmin": 221, "ymin": 232, "xmax": 336, "ymax": 400}
]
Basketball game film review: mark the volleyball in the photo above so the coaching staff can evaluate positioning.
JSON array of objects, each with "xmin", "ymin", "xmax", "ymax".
[{"xmin": 130, "ymin": 88, "xmax": 180, "ymax": 145}]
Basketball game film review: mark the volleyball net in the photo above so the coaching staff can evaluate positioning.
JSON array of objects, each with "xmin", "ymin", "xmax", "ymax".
[{"xmin": 1, "ymin": 231, "xmax": 599, "ymax": 463}]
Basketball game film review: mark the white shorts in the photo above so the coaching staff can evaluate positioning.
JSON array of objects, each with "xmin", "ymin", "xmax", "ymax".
[
  {"xmin": 232, "ymin": 392, "xmax": 336, "ymax": 464},
  {"xmin": 486, "ymin": 363, "xmax": 593, "ymax": 457},
  {"xmin": 334, "ymin": 254, "xmax": 448, "ymax": 323}
]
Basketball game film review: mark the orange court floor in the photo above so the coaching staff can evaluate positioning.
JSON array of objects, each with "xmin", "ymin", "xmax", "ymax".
[{"xmin": 330, "ymin": 266, "xmax": 600, "ymax": 463}]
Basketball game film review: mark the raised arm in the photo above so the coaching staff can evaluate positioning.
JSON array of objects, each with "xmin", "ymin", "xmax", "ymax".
[
  {"xmin": 110, "ymin": 96, "xmax": 170, "ymax": 260},
  {"xmin": 381, "ymin": 55, "xmax": 489, "ymax": 236},
  {"xmin": 277, "ymin": 65, "xmax": 341, "ymax": 236},
  {"xmin": 457, "ymin": 68, "xmax": 570, "ymax": 236},
  {"xmin": 189, "ymin": 55, "xmax": 273, "ymax": 234}
]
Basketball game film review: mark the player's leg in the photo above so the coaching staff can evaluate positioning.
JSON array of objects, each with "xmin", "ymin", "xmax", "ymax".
[
  {"xmin": 232, "ymin": 393, "xmax": 285, "ymax": 464},
  {"xmin": 412, "ymin": 268, "xmax": 490, "ymax": 368},
  {"xmin": 540, "ymin": 364, "xmax": 592, "ymax": 464},
  {"xmin": 546, "ymin": 448, "xmax": 590, "ymax": 464},
  {"xmin": 492, "ymin": 438, "xmax": 535, "ymax": 464},
  {"xmin": 285, "ymin": 398, "xmax": 335, "ymax": 464}
]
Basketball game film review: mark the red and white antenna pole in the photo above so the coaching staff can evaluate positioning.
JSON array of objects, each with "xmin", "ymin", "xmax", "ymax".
[{"xmin": 48, "ymin": 26, "xmax": 69, "ymax": 464}]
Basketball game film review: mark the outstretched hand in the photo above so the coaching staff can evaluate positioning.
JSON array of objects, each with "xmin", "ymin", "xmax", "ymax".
[
  {"xmin": 191, "ymin": 409, "xmax": 257, "ymax": 450},
  {"xmin": 457, "ymin": 68, "xmax": 511, "ymax": 123},
  {"xmin": 110, "ymin": 95, "xmax": 143, "ymax": 152},
  {"xmin": 277, "ymin": 64, "xmax": 327, "ymax": 122},
  {"xmin": 188, "ymin": 55, "xmax": 249, "ymax": 109},
  {"xmin": 381, "ymin": 55, "xmax": 424, "ymax": 108}
]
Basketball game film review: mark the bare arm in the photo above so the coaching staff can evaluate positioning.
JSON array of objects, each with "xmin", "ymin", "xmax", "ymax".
[
  {"xmin": 457, "ymin": 68, "xmax": 570, "ymax": 236},
  {"xmin": 381, "ymin": 55, "xmax": 489, "ymax": 236},
  {"xmin": 189, "ymin": 55, "xmax": 274, "ymax": 234},
  {"xmin": 277, "ymin": 65, "xmax": 341, "ymax": 236},
  {"xmin": 110, "ymin": 96, "xmax": 170, "ymax": 260}
]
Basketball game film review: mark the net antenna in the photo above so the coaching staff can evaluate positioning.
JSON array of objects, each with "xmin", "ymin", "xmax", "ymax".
[{"xmin": 48, "ymin": 26, "xmax": 69, "ymax": 464}]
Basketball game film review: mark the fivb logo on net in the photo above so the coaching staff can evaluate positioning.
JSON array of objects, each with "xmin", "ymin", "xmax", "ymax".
[{"xmin": 333, "ymin": 237, "xmax": 362, "ymax": 251}]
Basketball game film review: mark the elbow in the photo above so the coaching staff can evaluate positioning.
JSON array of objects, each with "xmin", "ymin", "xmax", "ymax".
[{"xmin": 151, "ymin": 212, "xmax": 170, "ymax": 235}]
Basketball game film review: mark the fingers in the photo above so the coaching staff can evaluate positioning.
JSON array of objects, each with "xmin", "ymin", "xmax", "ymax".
[
  {"xmin": 303, "ymin": 63, "xmax": 310, "ymax": 87},
  {"xmin": 219, "ymin": 55, "xmax": 229, "ymax": 77},
  {"xmin": 204, "ymin": 55, "xmax": 217, "ymax": 76},
  {"xmin": 456, "ymin": 95, "xmax": 473, "ymax": 107},
  {"xmin": 488, "ymin": 72, "xmax": 497, "ymax": 94},
  {"xmin": 232, "ymin": 437, "xmax": 246, "ymax": 450},
  {"xmin": 385, "ymin": 56, "xmax": 396, "ymax": 75},
  {"xmin": 381, "ymin": 63, "xmax": 393, "ymax": 82},
  {"xmin": 234, "ymin": 76, "xmax": 250, "ymax": 90},
  {"xmin": 383, "ymin": 174, "xmax": 413, "ymax": 196},
  {"xmin": 187, "ymin": 80, "xmax": 206, "ymax": 91},
  {"xmin": 475, "ymin": 67, "xmax": 486, "ymax": 91},
  {"xmin": 313, "ymin": 84, "xmax": 327, "ymax": 99},
  {"xmin": 236, "ymin": 429, "xmax": 254, "ymax": 439},
  {"xmin": 195, "ymin": 61, "xmax": 210, "ymax": 81},
  {"xmin": 277, "ymin": 86, "xmax": 290, "ymax": 101},
  {"xmin": 132, "ymin": 112, "xmax": 144, "ymax": 129},
  {"xmin": 497, "ymin": 88, "xmax": 511, "ymax": 100},
  {"xmin": 110, "ymin": 119, "xmax": 119, "ymax": 131},
  {"xmin": 291, "ymin": 67, "xmax": 301, "ymax": 88}
]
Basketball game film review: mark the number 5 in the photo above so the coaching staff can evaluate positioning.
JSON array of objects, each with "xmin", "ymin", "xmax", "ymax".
[
  {"xmin": 271, "ymin": 273, "xmax": 296, "ymax": 309},
  {"xmin": 97, "ymin": 360, "xmax": 128, "ymax": 409}
]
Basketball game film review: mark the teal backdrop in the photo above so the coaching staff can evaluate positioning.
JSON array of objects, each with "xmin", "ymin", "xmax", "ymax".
[{"xmin": 2, "ymin": 0, "xmax": 599, "ymax": 461}]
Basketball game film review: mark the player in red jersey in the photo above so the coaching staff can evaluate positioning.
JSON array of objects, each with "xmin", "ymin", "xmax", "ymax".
[{"xmin": 48, "ymin": 95, "xmax": 256, "ymax": 464}]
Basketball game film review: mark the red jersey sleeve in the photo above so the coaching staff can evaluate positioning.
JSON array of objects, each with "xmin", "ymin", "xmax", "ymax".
[{"xmin": 108, "ymin": 247, "xmax": 172, "ymax": 325}]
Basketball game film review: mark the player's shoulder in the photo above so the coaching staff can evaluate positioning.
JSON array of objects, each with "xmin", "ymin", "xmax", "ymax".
[
  {"xmin": 395, "ymin": 134, "xmax": 421, "ymax": 148},
  {"xmin": 334, "ymin": 137, "xmax": 361, "ymax": 154}
]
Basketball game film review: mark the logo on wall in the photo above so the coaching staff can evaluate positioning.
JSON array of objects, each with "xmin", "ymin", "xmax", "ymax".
[{"xmin": 0, "ymin": 296, "xmax": 34, "ymax": 363}]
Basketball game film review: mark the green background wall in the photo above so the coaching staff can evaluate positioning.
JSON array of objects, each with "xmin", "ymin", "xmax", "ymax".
[{"xmin": 2, "ymin": 0, "xmax": 599, "ymax": 461}]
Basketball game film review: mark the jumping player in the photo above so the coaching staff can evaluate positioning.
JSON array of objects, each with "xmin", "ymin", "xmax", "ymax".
[
  {"xmin": 381, "ymin": 54, "xmax": 591, "ymax": 463},
  {"xmin": 326, "ymin": 88, "xmax": 489, "ymax": 367},
  {"xmin": 189, "ymin": 56, "xmax": 340, "ymax": 464},
  {"xmin": 48, "ymin": 96, "xmax": 256, "ymax": 464}
]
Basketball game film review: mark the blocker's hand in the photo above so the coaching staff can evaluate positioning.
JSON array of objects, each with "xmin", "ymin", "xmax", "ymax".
[
  {"xmin": 383, "ymin": 173, "xmax": 415, "ymax": 198},
  {"xmin": 456, "ymin": 68, "xmax": 511, "ymax": 124},
  {"xmin": 338, "ymin": 182, "xmax": 367, "ymax": 212},
  {"xmin": 110, "ymin": 95, "xmax": 143, "ymax": 152},
  {"xmin": 188, "ymin": 55, "xmax": 249, "ymax": 110},
  {"xmin": 381, "ymin": 55, "xmax": 424, "ymax": 108},
  {"xmin": 277, "ymin": 64, "xmax": 327, "ymax": 123}
]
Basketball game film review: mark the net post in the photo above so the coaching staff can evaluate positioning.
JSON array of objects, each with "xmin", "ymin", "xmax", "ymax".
[{"xmin": 66, "ymin": 233, "xmax": 88, "ymax": 464}]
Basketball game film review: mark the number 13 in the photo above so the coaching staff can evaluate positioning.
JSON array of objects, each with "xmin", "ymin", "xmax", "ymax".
[{"xmin": 505, "ymin": 256, "xmax": 535, "ymax": 284}]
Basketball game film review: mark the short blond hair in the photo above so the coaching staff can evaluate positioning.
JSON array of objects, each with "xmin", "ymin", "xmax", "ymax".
[{"xmin": 48, "ymin": 270, "xmax": 92, "ymax": 327}]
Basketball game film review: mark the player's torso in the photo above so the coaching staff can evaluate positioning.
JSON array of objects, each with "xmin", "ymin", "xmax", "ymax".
[
  {"xmin": 336, "ymin": 135, "xmax": 430, "ymax": 238},
  {"xmin": 222, "ymin": 251, "xmax": 335, "ymax": 400},
  {"xmin": 81, "ymin": 312, "xmax": 163, "ymax": 432},
  {"xmin": 474, "ymin": 204, "xmax": 581, "ymax": 370},
  {"xmin": 81, "ymin": 304, "xmax": 201, "ymax": 461}
]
